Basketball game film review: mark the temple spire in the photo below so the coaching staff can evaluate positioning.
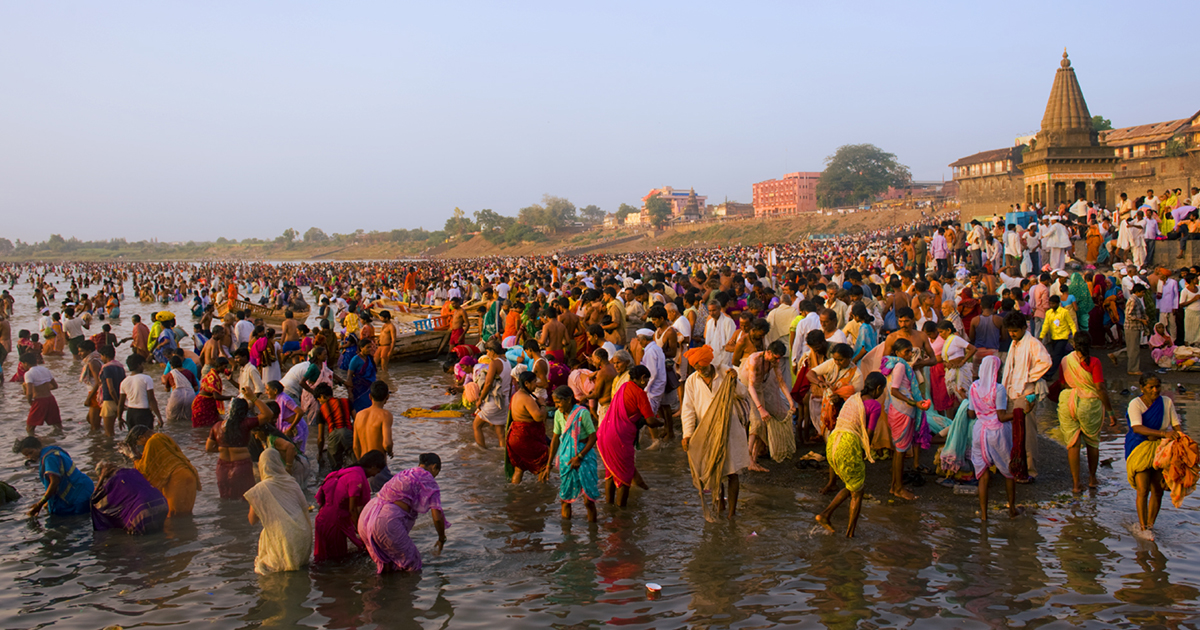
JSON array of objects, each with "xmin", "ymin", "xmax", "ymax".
[{"xmin": 1040, "ymin": 50, "xmax": 1093, "ymax": 134}]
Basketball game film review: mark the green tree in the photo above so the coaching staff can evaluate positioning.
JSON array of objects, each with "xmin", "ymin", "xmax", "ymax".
[
  {"xmin": 303, "ymin": 227, "xmax": 328, "ymax": 243},
  {"xmin": 646, "ymin": 194, "xmax": 672, "ymax": 228},
  {"xmin": 1091, "ymin": 115, "xmax": 1113, "ymax": 131},
  {"xmin": 540, "ymin": 195, "xmax": 576, "ymax": 233},
  {"xmin": 615, "ymin": 203, "xmax": 639, "ymax": 220},
  {"xmin": 444, "ymin": 207, "xmax": 476, "ymax": 237},
  {"xmin": 579, "ymin": 204, "xmax": 605, "ymax": 223},
  {"xmin": 47, "ymin": 234, "xmax": 67, "ymax": 252},
  {"xmin": 815, "ymin": 143, "xmax": 911, "ymax": 208},
  {"xmin": 474, "ymin": 208, "xmax": 511, "ymax": 232},
  {"xmin": 0, "ymin": 238, "xmax": 13, "ymax": 254},
  {"xmin": 216, "ymin": 237, "xmax": 230, "ymax": 245},
  {"xmin": 276, "ymin": 228, "xmax": 298, "ymax": 246}
]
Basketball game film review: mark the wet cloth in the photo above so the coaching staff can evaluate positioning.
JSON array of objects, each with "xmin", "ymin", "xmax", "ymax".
[
  {"xmin": 91, "ymin": 469, "xmax": 169, "ymax": 534},
  {"xmin": 827, "ymin": 393, "xmax": 879, "ymax": 492},
  {"xmin": 883, "ymin": 356, "xmax": 928, "ymax": 452},
  {"xmin": 245, "ymin": 449, "xmax": 312, "ymax": 574},
  {"xmin": 1056, "ymin": 352, "xmax": 1105, "ymax": 449},
  {"xmin": 347, "ymin": 354, "xmax": 377, "ymax": 413},
  {"xmin": 685, "ymin": 369, "xmax": 750, "ymax": 520},
  {"xmin": 506, "ymin": 418, "xmax": 550, "ymax": 474},
  {"xmin": 314, "ymin": 466, "xmax": 371, "ymax": 562},
  {"xmin": 1153, "ymin": 434, "xmax": 1200, "ymax": 508},
  {"xmin": 135, "ymin": 433, "xmax": 201, "ymax": 516},
  {"xmin": 165, "ymin": 368, "xmax": 196, "ymax": 424},
  {"xmin": 938, "ymin": 399, "xmax": 975, "ymax": 474},
  {"xmin": 554, "ymin": 406, "xmax": 601, "ymax": 503},
  {"xmin": 968, "ymin": 356, "xmax": 1012, "ymax": 479},
  {"xmin": 682, "ymin": 368, "xmax": 752, "ymax": 478},
  {"xmin": 596, "ymin": 381, "xmax": 653, "ymax": 488},
  {"xmin": 26, "ymin": 396, "xmax": 62, "ymax": 429},
  {"xmin": 739, "ymin": 351, "xmax": 796, "ymax": 462},
  {"xmin": 475, "ymin": 359, "xmax": 511, "ymax": 426},
  {"xmin": 37, "ymin": 446, "xmax": 94, "ymax": 515},
  {"xmin": 358, "ymin": 467, "xmax": 445, "ymax": 573},
  {"xmin": 216, "ymin": 457, "xmax": 255, "ymax": 500}
]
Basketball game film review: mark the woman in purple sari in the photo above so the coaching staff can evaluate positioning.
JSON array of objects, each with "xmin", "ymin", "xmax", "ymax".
[
  {"xmin": 314, "ymin": 449, "xmax": 386, "ymax": 562},
  {"xmin": 90, "ymin": 463, "xmax": 169, "ymax": 534},
  {"xmin": 356, "ymin": 453, "xmax": 448, "ymax": 573}
]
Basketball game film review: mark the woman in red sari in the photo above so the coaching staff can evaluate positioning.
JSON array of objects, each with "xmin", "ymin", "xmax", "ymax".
[
  {"xmin": 595, "ymin": 365, "xmax": 660, "ymax": 508},
  {"xmin": 192, "ymin": 358, "xmax": 231, "ymax": 428},
  {"xmin": 956, "ymin": 288, "xmax": 981, "ymax": 333}
]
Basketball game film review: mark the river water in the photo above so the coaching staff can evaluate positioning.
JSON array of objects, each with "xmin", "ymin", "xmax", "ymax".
[{"xmin": 1, "ymin": 278, "xmax": 1198, "ymax": 629}]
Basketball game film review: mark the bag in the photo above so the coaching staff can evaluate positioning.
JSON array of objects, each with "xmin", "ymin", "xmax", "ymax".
[
  {"xmin": 664, "ymin": 363, "xmax": 680, "ymax": 393},
  {"xmin": 883, "ymin": 309, "xmax": 899, "ymax": 334}
]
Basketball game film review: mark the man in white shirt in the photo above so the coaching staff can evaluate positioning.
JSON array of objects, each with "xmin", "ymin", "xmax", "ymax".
[
  {"xmin": 1180, "ymin": 275, "xmax": 1200, "ymax": 345},
  {"xmin": 636, "ymin": 329, "xmax": 671, "ymax": 446},
  {"xmin": 704, "ymin": 301, "xmax": 736, "ymax": 370},
  {"xmin": 1041, "ymin": 218, "xmax": 1072, "ymax": 270},
  {"xmin": 117, "ymin": 354, "xmax": 162, "ymax": 430},
  {"xmin": 496, "ymin": 277, "xmax": 511, "ymax": 301},
  {"xmin": 21, "ymin": 354, "xmax": 62, "ymax": 436},
  {"xmin": 790, "ymin": 300, "xmax": 822, "ymax": 370},
  {"xmin": 1145, "ymin": 189, "xmax": 1160, "ymax": 213},
  {"xmin": 1003, "ymin": 223, "xmax": 1023, "ymax": 268},
  {"xmin": 233, "ymin": 311, "xmax": 255, "ymax": 349},
  {"xmin": 232, "ymin": 347, "xmax": 265, "ymax": 414},
  {"xmin": 667, "ymin": 303, "xmax": 692, "ymax": 341}
]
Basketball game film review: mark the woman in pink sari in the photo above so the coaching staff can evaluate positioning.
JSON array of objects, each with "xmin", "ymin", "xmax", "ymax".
[
  {"xmin": 595, "ymin": 366, "xmax": 659, "ymax": 508},
  {"xmin": 357, "ymin": 453, "xmax": 447, "ymax": 573},
  {"xmin": 314, "ymin": 450, "xmax": 386, "ymax": 562},
  {"xmin": 969, "ymin": 356, "xmax": 1021, "ymax": 520}
]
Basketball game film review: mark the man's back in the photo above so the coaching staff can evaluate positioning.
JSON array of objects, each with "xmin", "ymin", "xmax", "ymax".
[{"xmin": 353, "ymin": 405, "xmax": 393, "ymax": 458}]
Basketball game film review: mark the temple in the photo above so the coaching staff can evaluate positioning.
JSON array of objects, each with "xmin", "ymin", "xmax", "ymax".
[{"xmin": 951, "ymin": 51, "xmax": 1199, "ymax": 221}]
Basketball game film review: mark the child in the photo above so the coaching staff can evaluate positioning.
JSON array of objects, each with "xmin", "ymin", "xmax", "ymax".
[
  {"xmin": 547, "ymin": 385, "xmax": 600, "ymax": 522},
  {"xmin": 1150, "ymin": 322, "xmax": 1176, "ymax": 369},
  {"xmin": 937, "ymin": 320, "xmax": 977, "ymax": 402}
]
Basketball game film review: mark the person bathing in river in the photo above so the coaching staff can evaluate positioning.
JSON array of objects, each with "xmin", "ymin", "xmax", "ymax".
[{"xmin": 816, "ymin": 371, "xmax": 887, "ymax": 537}]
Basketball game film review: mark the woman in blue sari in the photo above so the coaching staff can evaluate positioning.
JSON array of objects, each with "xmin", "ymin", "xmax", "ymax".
[
  {"xmin": 1124, "ymin": 374, "xmax": 1183, "ymax": 540},
  {"xmin": 849, "ymin": 303, "xmax": 877, "ymax": 364},
  {"xmin": 348, "ymin": 339, "xmax": 378, "ymax": 413},
  {"xmin": 17, "ymin": 436, "xmax": 95, "ymax": 518},
  {"xmin": 547, "ymin": 385, "xmax": 600, "ymax": 522}
]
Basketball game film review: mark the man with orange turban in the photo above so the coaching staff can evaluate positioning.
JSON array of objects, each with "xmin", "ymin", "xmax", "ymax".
[{"xmin": 681, "ymin": 345, "xmax": 753, "ymax": 519}]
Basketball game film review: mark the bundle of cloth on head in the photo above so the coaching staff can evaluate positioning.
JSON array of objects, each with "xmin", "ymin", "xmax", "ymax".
[
  {"xmin": 156, "ymin": 312, "xmax": 176, "ymax": 322},
  {"xmin": 685, "ymin": 345, "xmax": 714, "ymax": 368}
]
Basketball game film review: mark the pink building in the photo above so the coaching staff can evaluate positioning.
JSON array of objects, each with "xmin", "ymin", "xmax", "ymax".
[{"xmin": 752, "ymin": 172, "xmax": 821, "ymax": 217}]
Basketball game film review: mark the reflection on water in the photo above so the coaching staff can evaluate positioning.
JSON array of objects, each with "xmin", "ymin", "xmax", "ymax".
[{"xmin": 2, "ymin": 276, "xmax": 1200, "ymax": 629}]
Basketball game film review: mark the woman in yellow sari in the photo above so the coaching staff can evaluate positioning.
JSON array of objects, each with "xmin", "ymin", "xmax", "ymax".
[
  {"xmin": 1055, "ymin": 335, "xmax": 1117, "ymax": 494},
  {"xmin": 816, "ymin": 372, "xmax": 887, "ymax": 538},
  {"xmin": 126, "ymin": 425, "xmax": 202, "ymax": 516},
  {"xmin": 1124, "ymin": 374, "xmax": 1184, "ymax": 540}
]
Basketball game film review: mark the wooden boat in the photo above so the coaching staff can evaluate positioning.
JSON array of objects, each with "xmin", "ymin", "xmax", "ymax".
[{"xmin": 215, "ymin": 298, "xmax": 311, "ymax": 327}]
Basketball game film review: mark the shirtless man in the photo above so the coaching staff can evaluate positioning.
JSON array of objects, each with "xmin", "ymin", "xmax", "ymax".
[
  {"xmin": 200, "ymin": 326, "xmax": 228, "ymax": 375},
  {"xmin": 585, "ymin": 348, "xmax": 618, "ymax": 422},
  {"xmin": 602, "ymin": 287, "xmax": 627, "ymax": 348},
  {"xmin": 280, "ymin": 309, "xmax": 301, "ymax": 361},
  {"xmin": 731, "ymin": 318, "xmax": 768, "ymax": 368},
  {"xmin": 881, "ymin": 307, "xmax": 937, "ymax": 371},
  {"xmin": 448, "ymin": 298, "xmax": 468, "ymax": 348},
  {"xmin": 352, "ymin": 380, "xmax": 394, "ymax": 459},
  {"xmin": 538, "ymin": 307, "xmax": 568, "ymax": 362},
  {"xmin": 555, "ymin": 297, "xmax": 581, "ymax": 367},
  {"xmin": 376, "ymin": 310, "xmax": 397, "ymax": 370},
  {"xmin": 78, "ymin": 340, "xmax": 104, "ymax": 432},
  {"xmin": 21, "ymin": 353, "xmax": 62, "ymax": 436}
]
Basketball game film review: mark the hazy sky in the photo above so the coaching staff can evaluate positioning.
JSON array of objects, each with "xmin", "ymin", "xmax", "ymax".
[{"xmin": 2, "ymin": 1, "xmax": 1196, "ymax": 243}]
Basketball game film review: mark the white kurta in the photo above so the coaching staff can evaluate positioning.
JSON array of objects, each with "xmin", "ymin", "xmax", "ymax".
[
  {"xmin": 681, "ymin": 370, "xmax": 752, "ymax": 475},
  {"xmin": 705, "ymin": 314, "xmax": 736, "ymax": 370},
  {"xmin": 640, "ymin": 341, "xmax": 667, "ymax": 414}
]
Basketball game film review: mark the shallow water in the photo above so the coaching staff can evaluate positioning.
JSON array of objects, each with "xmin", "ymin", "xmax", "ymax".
[{"xmin": 2, "ymin": 277, "xmax": 1199, "ymax": 629}]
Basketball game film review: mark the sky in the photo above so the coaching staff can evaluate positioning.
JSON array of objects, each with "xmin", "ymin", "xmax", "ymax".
[{"xmin": 1, "ymin": 1, "xmax": 1196, "ymax": 244}]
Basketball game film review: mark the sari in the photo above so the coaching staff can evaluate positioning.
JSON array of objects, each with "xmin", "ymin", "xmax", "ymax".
[
  {"xmin": 91, "ymin": 469, "xmax": 169, "ymax": 534},
  {"xmin": 740, "ymin": 352, "xmax": 796, "ymax": 462},
  {"xmin": 968, "ymin": 356, "xmax": 1012, "ymax": 479},
  {"xmin": 938, "ymin": 399, "xmax": 975, "ymax": 474},
  {"xmin": 883, "ymin": 356, "xmax": 930, "ymax": 451},
  {"xmin": 314, "ymin": 466, "xmax": 371, "ymax": 562},
  {"xmin": 481, "ymin": 300, "xmax": 500, "ymax": 342},
  {"xmin": 357, "ymin": 467, "xmax": 445, "ymax": 573},
  {"xmin": 135, "ymin": 433, "xmax": 201, "ymax": 516},
  {"xmin": 1068, "ymin": 272, "xmax": 1094, "ymax": 333},
  {"xmin": 1085, "ymin": 224, "xmax": 1102, "ymax": 263},
  {"xmin": 957, "ymin": 289, "xmax": 981, "ymax": 333},
  {"xmin": 37, "ymin": 446, "xmax": 94, "ymax": 515},
  {"xmin": 1057, "ymin": 352, "xmax": 1104, "ymax": 449},
  {"xmin": 555, "ymin": 406, "xmax": 601, "ymax": 503},
  {"xmin": 506, "ymin": 414, "xmax": 550, "ymax": 475},
  {"xmin": 596, "ymin": 381, "xmax": 653, "ymax": 488},
  {"xmin": 1153, "ymin": 434, "xmax": 1200, "ymax": 508},
  {"xmin": 191, "ymin": 369, "xmax": 225, "ymax": 428},
  {"xmin": 826, "ymin": 393, "xmax": 878, "ymax": 492},
  {"xmin": 348, "ymin": 354, "xmax": 377, "ymax": 413},
  {"xmin": 1125, "ymin": 397, "xmax": 1171, "ymax": 487},
  {"xmin": 819, "ymin": 363, "xmax": 862, "ymax": 434},
  {"xmin": 244, "ymin": 448, "xmax": 312, "ymax": 574},
  {"xmin": 852, "ymin": 322, "xmax": 877, "ymax": 361}
]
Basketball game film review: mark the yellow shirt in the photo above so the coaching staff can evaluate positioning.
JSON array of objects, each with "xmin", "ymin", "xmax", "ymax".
[{"xmin": 1039, "ymin": 306, "xmax": 1076, "ymax": 341}]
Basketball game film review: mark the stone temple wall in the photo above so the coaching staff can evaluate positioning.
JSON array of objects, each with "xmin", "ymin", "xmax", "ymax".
[
  {"xmin": 956, "ymin": 173, "xmax": 1024, "ymax": 220},
  {"xmin": 1109, "ymin": 154, "xmax": 1200, "ymax": 201}
]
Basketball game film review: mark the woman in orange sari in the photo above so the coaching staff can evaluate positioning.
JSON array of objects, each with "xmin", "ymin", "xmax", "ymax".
[
  {"xmin": 1085, "ymin": 220, "xmax": 1103, "ymax": 264},
  {"xmin": 127, "ymin": 425, "xmax": 202, "ymax": 516}
]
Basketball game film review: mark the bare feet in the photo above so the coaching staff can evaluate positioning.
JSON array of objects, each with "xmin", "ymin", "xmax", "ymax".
[
  {"xmin": 1135, "ymin": 527, "xmax": 1155, "ymax": 541},
  {"xmin": 819, "ymin": 482, "xmax": 836, "ymax": 495},
  {"xmin": 1008, "ymin": 506, "xmax": 1025, "ymax": 519},
  {"xmin": 1107, "ymin": 353, "xmax": 1118, "ymax": 366},
  {"xmin": 891, "ymin": 488, "xmax": 917, "ymax": 500},
  {"xmin": 1089, "ymin": 479, "xmax": 1099, "ymax": 490},
  {"xmin": 1072, "ymin": 486, "xmax": 1083, "ymax": 494},
  {"xmin": 815, "ymin": 514, "xmax": 835, "ymax": 534},
  {"xmin": 748, "ymin": 462, "xmax": 769, "ymax": 473}
]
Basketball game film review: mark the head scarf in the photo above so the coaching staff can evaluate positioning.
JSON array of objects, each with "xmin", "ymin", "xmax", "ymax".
[
  {"xmin": 685, "ymin": 345, "xmax": 714, "ymax": 368},
  {"xmin": 1068, "ymin": 272, "xmax": 1094, "ymax": 319},
  {"xmin": 969, "ymin": 355, "xmax": 1001, "ymax": 428}
]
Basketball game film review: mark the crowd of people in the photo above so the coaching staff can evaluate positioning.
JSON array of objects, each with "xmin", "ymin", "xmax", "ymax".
[{"xmin": 4, "ymin": 193, "xmax": 1200, "ymax": 578}]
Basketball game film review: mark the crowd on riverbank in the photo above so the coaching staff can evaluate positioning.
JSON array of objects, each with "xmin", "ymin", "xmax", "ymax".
[{"xmin": 3, "ymin": 198, "xmax": 1199, "ymax": 577}]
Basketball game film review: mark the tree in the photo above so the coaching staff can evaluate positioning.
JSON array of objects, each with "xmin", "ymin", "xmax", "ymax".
[
  {"xmin": 615, "ymin": 203, "xmax": 639, "ymax": 220},
  {"xmin": 1091, "ymin": 115, "xmax": 1113, "ymax": 131},
  {"xmin": 540, "ymin": 195, "xmax": 576, "ymax": 233},
  {"xmin": 579, "ymin": 204, "xmax": 605, "ymax": 223},
  {"xmin": 47, "ymin": 234, "xmax": 67, "ymax": 252},
  {"xmin": 275, "ymin": 228, "xmax": 298, "ymax": 246},
  {"xmin": 1164, "ymin": 137, "xmax": 1187, "ymax": 158},
  {"xmin": 645, "ymin": 194, "xmax": 672, "ymax": 228},
  {"xmin": 815, "ymin": 143, "xmax": 911, "ymax": 208},
  {"xmin": 444, "ymin": 207, "xmax": 476, "ymax": 237},
  {"xmin": 0, "ymin": 238, "xmax": 12, "ymax": 254},
  {"xmin": 303, "ymin": 227, "xmax": 328, "ymax": 243},
  {"xmin": 474, "ymin": 208, "xmax": 511, "ymax": 232}
]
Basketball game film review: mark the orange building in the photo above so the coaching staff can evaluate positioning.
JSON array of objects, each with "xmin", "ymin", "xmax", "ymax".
[{"xmin": 752, "ymin": 172, "xmax": 821, "ymax": 217}]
